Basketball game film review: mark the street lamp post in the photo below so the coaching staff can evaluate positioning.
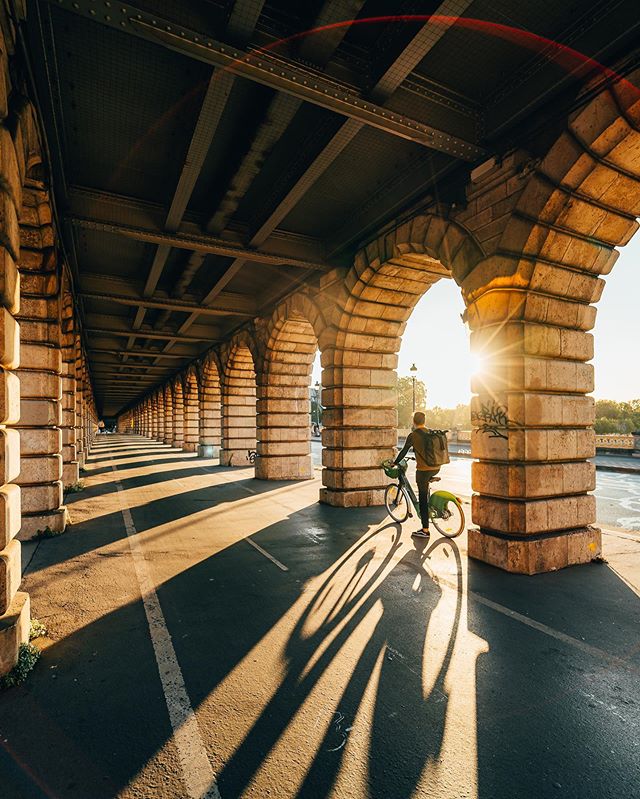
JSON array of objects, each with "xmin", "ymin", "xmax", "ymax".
[{"xmin": 410, "ymin": 363, "xmax": 418, "ymax": 413}]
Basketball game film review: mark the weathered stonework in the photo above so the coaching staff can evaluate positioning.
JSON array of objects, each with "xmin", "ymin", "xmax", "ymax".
[{"xmin": 124, "ymin": 68, "xmax": 640, "ymax": 575}]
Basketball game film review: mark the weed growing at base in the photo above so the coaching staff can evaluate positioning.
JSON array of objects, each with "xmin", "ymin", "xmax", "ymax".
[{"xmin": 0, "ymin": 643, "xmax": 40, "ymax": 689}]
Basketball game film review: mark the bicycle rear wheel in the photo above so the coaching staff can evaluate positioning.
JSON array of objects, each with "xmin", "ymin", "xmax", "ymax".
[
  {"xmin": 432, "ymin": 498, "xmax": 465, "ymax": 538},
  {"xmin": 384, "ymin": 484, "xmax": 410, "ymax": 523}
]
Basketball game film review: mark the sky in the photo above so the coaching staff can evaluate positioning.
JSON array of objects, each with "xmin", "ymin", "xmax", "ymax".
[{"xmin": 312, "ymin": 233, "xmax": 640, "ymax": 407}]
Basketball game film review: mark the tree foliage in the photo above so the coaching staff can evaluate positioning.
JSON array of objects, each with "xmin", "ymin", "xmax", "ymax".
[
  {"xmin": 396, "ymin": 376, "xmax": 471, "ymax": 429},
  {"xmin": 594, "ymin": 399, "xmax": 640, "ymax": 434},
  {"xmin": 396, "ymin": 376, "xmax": 427, "ymax": 428}
]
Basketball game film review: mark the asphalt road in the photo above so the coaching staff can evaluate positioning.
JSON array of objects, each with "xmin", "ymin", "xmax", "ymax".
[{"xmin": 310, "ymin": 441, "xmax": 640, "ymax": 533}]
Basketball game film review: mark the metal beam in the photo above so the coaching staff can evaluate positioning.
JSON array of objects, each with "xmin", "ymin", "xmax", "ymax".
[
  {"xmin": 135, "ymin": 0, "xmax": 265, "ymax": 317},
  {"xmin": 86, "ymin": 326, "xmax": 212, "ymax": 343},
  {"xmin": 89, "ymin": 347, "xmax": 191, "ymax": 360},
  {"xmin": 46, "ymin": 0, "xmax": 484, "ymax": 160},
  {"xmin": 79, "ymin": 290, "xmax": 256, "ymax": 317},
  {"xmin": 247, "ymin": 0, "xmax": 475, "ymax": 247},
  {"xmin": 68, "ymin": 216, "xmax": 330, "ymax": 271}
]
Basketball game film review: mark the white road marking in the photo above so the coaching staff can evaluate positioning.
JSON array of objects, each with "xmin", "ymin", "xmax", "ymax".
[
  {"xmin": 246, "ymin": 537, "xmax": 289, "ymax": 571},
  {"xmin": 112, "ymin": 465, "xmax": 221, "ymax": 799},
  {"xmin": 438, "ymin": 573, "xmax": 636, "ymax": 672}
]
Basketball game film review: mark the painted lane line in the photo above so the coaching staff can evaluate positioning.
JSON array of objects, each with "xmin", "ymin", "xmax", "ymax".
[
  {"xmin": 246, "ymin": 537, "xmax": 289, "ymax": 571},
  {"xmin": 112, "ymin": 466, "xmax": 221, "ymax": 799},
  {"xmin": 437, "ymin": 572, "xmax": 636, "ymax": 673}
]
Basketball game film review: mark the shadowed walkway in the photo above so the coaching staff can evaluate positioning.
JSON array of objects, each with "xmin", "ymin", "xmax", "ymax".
[{"xmin": 0, "ymin": 435, "xmax": 639, "ymax": 798}]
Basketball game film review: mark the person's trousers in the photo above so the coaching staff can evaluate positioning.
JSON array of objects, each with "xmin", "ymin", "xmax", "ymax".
[{"xmin": 416, "ymin": 469, "xmax": 440, "ymax": 527}]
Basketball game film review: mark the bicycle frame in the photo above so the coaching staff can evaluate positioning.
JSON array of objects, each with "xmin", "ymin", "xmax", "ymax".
[
  {"xmin": 396, "ymin": 466, "xmax": 423, "ymax": 516},
  {"xmin": 395, "ymin": 463, "xmax": 460, "ymax": 520}
]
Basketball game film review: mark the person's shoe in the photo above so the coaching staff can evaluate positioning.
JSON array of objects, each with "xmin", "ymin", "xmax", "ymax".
[{"xmin": 412, "ymin": 529, "xmax": 430, "ymax": 538}]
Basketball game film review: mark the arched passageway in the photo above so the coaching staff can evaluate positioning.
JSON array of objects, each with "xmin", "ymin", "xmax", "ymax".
[
  {"xmin": 183, "ymin": 370, "xmax": 199, "ymax": 452},
  {"xmin": 221, "ymin": 340, "xmax": 257, "ymax": 467},
  {"xmin": 198, "ymin": 357, "xmax": 222, "ymax": 458},
  {"xmin": 257, "ymin": 303, "xmax": 320, "ymax": 480}
]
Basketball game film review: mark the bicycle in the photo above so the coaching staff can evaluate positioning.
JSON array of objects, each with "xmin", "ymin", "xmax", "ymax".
[{"xmin": 381, "ymin": 456, "xmax": 465, "ymax": 538}]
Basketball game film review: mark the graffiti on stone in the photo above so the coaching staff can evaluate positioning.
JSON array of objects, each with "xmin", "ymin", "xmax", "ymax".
[{"xmin": 471, "ymin": 400, "xmax": 517, "ymax": 440}]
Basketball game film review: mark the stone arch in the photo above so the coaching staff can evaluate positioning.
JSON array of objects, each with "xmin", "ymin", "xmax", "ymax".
[
  {"xmin": 163, "ymin": 384, "xmax": 174, "ymax": 445},
  {"xmin": 182, "ymin": 368, "xmax": 199, "ymax": 452},
  {"xmin": 256, "ymin": 294, "xmax": 325, "ymax": 480},
  {"xmin": 447, "ymin": 72, "xmax": 640, "ymax": 573},
  {"xmin": 171, "ymin": 378, "xmax": 185, "ymax": 449},
  {"xmin": 220, "ymin": 331, "xmax": 258, "ymax": 467},
  {"xmin": 197, "ymin": 354, "xmax": 222, "ymax": 458},
  {"xmin": 320, "ymin": 210, "xmax": 484, "ymax": 507}
]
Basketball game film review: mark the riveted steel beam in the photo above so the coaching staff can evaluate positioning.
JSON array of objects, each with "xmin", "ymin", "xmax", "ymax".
[
  {"xmin": 46, "ymin": 0, "xmax": 484, "ymax": 161},
  {"xmin": 68, "ymin": 216, "xmax": 330, "ymax": 271},
  {"xmin": 79, "ymin": 290, "xmax": 256, "ymax": 317}
]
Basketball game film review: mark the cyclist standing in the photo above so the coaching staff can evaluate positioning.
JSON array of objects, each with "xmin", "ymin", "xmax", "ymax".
[{"xmin": 393, "ymin": 411, "xmax": 442, "ymax": 539}]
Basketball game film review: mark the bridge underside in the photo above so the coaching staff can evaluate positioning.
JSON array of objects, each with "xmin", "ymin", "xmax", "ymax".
[{"xmin": 0, "ymin": 0, "xmax": 639, "ymax": 677}]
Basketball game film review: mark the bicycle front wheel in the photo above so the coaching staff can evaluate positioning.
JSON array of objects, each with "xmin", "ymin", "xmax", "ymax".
[
  {"xmin": 432, "ymin": 498, "xmax": 465, "ymax": 538},
  {"xmin": 384, "ymin": 484, "xmax": 410, "ymax": 523}
]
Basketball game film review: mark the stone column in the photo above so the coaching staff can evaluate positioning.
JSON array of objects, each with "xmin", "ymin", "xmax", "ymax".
[
  {"xmin": 151, "ymin": 392, "xmax": 161, "ymax": 441},
  {"xmin": 183, "ymin": 376, "xmax": 199, "ymax": 452},
  {"xmin": 172, "ymin": 382, "xmax": 184, "ymax": 450},
  {"xmin": 15, "ymin": 183, "xmax": 66, "ymax": 538},
  {"xmin": 319, "ymin": 346, "xmax": 398, "ymax": 506},
  {"xmin": 220, "ymin": 347, "xmax": 256, "ymax": 467},
  {"xmin": 60, "ymin": 285, "xmax": 79, "ymax": 488},
  {"xmin": 198, "ymin": 362, "xmax": 221, "ymax": 458},
  {"xmin": 467, "ymin": 302, "xmax": 600, "ymax": 574},
  {"xmin": 0, "ymin": 112, "xmax": 29, "ymax": 675},
  {"xmin": 74, "ymin": 336, "xmax": 85, "ymax": 468},
  {"xmin": 256, "ymin": 315, "xmax": 317, "ymax": 481},
  {"xmin": 151, "ymin": 397, "xmax": 159, "ymax": 440},
  {"xmin": 163, "ymin": 386, "xmax": 174, "ymax": 445}
]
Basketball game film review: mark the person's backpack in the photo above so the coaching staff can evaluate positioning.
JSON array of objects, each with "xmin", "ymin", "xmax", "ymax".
[{"xmin": 416, "ymin": 428, "xmax": 450, "ymax": 467}]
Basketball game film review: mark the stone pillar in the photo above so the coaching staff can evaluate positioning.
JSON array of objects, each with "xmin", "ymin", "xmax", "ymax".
[
  {"xmin": 466, "ymin": 301, "xmax": 600, "ymax": 574},
  {"xmin": 60, "ymin": 284, "xmax": 79, "ymax": 488},
  {"xmin": 256, "ymin": 318, "xmax": 316, "ymax": 480},
  {"xmin": 163, "ymin": 386, "xmax": 174, "ymax": 445},
  {"xmin": 319, "ymin": 346, "xmax": 398, "ymax": 505},
  {"xmin": 150, "ymin": 392, "xmax": 160, "ymax": 441},
  {"xmin": 183, "ymin": 374, "xmax": 199, "ymax": 452},
  {"xmin": 75, "ymin": 335, "xmax": 85, "ymax": 468},
  {"xmin": 221, "ymin": 346, "xmax": 256, "ymax": 467},
  {"xmin": 15, "ymin": 183, "xmax": 66, "ymax": 539},
  {"xmin": 0, "ymin": 108, "xmax": 30, "ymax": 675},
  {"xmin": 198, "ymin": 361, "xmax": 221, "ymax": 458},
  {"xmin": 151, "ymin": 397, "xmax": 159, "ymax": 440},
  {"xmin": 172, "ymin": 382, "xmax": 184, "ymax": 450}
]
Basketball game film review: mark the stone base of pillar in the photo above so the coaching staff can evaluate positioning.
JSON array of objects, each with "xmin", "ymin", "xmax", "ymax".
[
  {"xmin": 320, "ymin": 487, "xmax": 386, "ymax": 507},
  {"xmin": 197, "ymin": 444, "xmax": 219, "ymax": 459},
  {"xmin": 78, "ymin": 452, "xmax": 86, "ymax": 469},
  {"xmin": 182, "ymin": 442, "xmax": 198, "ymax": 453},
  {"xmin": 18, "ymin": 507, "xmax": 68, "ymax": 541},
  {"xmin": 220, "ymin": 449, "xmax": 253, "ymax": 467},
  {"xmin": 255, "ymin": 456, "xmax": 314, "ymax": 481},
  {"xmin": 163, "ymin": 437, "xmax": 173, "ymax": 446},
  {"xmin": 63, "ymin": 461, "xmax": 80, "ymax": 488},
  {"xmin": 0, "ymin": 591, "xmax": 30, "ymax": 676},
  {"xmin": 171, "ymin": 440, "xmax": 184, "ymax": 450},
  {"xmin": 468, "ymin": 526, "xmax": 601, "ymax": 575}
]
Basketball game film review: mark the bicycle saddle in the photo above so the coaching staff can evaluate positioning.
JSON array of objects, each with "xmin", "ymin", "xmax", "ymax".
[{"xmin": 429, "ymin": 476, "xmax": 441, "ymax": 482}]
